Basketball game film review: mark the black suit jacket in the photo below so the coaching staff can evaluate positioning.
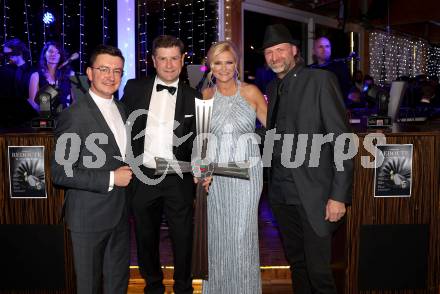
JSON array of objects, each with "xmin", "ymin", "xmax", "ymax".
[
  {"xmin": 121, "ymin": 76, "xmax": 201, "ymax": 193},
  {"xmin": 309, "ymin": 61, "xmax": 352, "ymax": 100},
  {"xmin": 51, "ymin": 92, "xmax": 128, "ymax": 232},
  {"xmin": 267, "ymin": 65, "xmax": 354, "ymax": 237}
]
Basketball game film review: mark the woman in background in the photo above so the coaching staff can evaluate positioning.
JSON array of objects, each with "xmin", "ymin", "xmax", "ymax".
[
  {"xmin": 28, "ymin": 41, "xmax": 74, "ymax": 113},
  {"xmin": 202, "ymin": 41, "xmax": 267, "ymax": 294}
]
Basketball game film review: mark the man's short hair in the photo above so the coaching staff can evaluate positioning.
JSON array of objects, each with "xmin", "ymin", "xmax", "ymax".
[
  {"xmin": 294, "ymin": 46, "xmax": 305, "ymax": 66},
  {"xmin": 152, "ymin": 35, "xmax": 185, "ymax": 56},
  {"xmin": 89, "ymin": 45, "xmax": 125, "ymax": 66},
  {"xmin": 314, "ymin": 36, "xmax": 331, "ymax": 44},
  {"xmin": 4, "ymin": 38, "xmax": 28, "ymax": 56}
]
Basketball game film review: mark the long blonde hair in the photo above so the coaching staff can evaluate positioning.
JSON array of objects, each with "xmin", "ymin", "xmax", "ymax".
[{"xmin": 206, "ymin": 41, "xmax": 240, "ymax": 86}]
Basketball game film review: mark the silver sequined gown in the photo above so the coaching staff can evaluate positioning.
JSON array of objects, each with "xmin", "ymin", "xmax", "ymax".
[{"xmin": 202, "ymin": 86, "xmax": 263, "ymax": 294}]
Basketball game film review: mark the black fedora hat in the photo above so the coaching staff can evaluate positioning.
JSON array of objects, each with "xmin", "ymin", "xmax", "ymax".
[{"xmin": 260, "ymin": 24, "xmax": 300, "ymax": 51}]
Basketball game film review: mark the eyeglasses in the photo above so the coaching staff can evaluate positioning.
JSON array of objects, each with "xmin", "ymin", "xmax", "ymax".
[{"xmin": 90, "ymin": 66, "xmax": 124, "ymax": 77}]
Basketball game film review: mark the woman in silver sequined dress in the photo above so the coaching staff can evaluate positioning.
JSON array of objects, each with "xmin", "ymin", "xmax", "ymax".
[{"xmin": 201, "ymin": 41, "xmax": 267, "ymax": 294}]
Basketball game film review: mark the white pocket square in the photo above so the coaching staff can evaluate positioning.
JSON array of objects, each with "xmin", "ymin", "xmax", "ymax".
[{"xmin": 184, "ymin": 114, "xmax": 194, "ymax": 118}]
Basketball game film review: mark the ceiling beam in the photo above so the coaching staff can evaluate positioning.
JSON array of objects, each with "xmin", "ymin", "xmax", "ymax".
[{"xmin": 371, "ymin": 0, "xmax": 440, "ymax": 26}]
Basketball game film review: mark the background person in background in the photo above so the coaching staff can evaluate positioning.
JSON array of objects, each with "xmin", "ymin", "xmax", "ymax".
[
  {"xmin": 418, "ymin": 77, "xmax": 437, "ymax": 109},
  {"xmin": 361, "ymin": 75, "xmax": 377, "ymax": 108},
  {"xmin": 3, "ymin": 38, "xmax": 32, "ymax": 101},
  {"xmin": 28, "ymin": 41, "xmax": 74, "ymax": 113},
  {"xmin": 352, "ymin": 70, "xmax": 364, "ymax": 92},
  {"xmin": 347, "ymin": 71, "xmax": 371, "ymax": 109},
  {"xmin": 346, "ymin": 87, "xmax": 365, "ymax": 109},
  {"xmin": 428, "ymin": 75, "xmax": 440, "ymax": 107},
  {"xmin": 363, "ymin": 74, "xmax": 374, "ymax": 89},
  {"xmin": 0, "ymin": 39, "xmax": 37, "ymax": 127},
  {"xmin": 310, "ymin": 36, "xmax": 352, "ymax": 102}
]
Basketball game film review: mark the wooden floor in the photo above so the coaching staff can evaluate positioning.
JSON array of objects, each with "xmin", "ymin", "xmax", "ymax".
[
  {"xmin": 128, "ymin": 185, "xmax": 345, "ymax": 293},
  {"xmin": 127, "ymin": 266, "xmax": 293, "ymax": 293},
  {"xmin": 129, "ymin": 188, "xmax": 289, "ymax": 267},
  {"xmin": 127, "ymin": 278, "xmax": 293, "ymax": 294}
]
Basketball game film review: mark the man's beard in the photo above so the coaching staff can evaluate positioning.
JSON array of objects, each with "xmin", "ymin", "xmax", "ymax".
[
  {"xmin": 269, "ymin": 59, "xmax": 295, "ymax": 75},
  {"xmin": 268, "ymin": 62, "xmax": 287, "ymax": 74}
]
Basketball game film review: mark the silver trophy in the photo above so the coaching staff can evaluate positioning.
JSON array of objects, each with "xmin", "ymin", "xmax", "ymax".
[{"xmin": 154, "ymin": 98, "xmax": 249, "ymax": 179}]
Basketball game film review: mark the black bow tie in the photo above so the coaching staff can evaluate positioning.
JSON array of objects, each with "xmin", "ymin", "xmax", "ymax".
[{"xmin": 156, "ymin": 84, "xmax": 177, "ymax": 95}]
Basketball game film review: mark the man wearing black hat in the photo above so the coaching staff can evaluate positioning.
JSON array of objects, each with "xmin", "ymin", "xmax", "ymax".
[{"xmin": 262, "ymin": 24, "xmax": 353, "ymax": 294}]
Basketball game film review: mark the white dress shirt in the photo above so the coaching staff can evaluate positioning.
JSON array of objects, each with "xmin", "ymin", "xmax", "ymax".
[
  {"xmin": 89, "ymin": 90, "xmax": 127, "ymax": 190},
  {"xmin": 143, "ymin": 77, "xmax": 178, "ymax": 168}
]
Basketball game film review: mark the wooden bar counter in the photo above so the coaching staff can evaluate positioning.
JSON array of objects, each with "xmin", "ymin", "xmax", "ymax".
[
  {"xmin": 345, "ymin": 122, "xmax": 440, "ymax": 293},
  {"xmin": 0, "ymin": 129, "xmax": 75, "ymax": 293}
]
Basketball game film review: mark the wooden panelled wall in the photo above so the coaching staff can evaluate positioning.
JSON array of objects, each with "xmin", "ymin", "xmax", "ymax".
[
  {"xmin": 0, "ymin": 132, "xmax": 75, "ymax": 294},
  {"xmin": 346, "ymin": 132, "xmax": 440, "ymax": 293}
]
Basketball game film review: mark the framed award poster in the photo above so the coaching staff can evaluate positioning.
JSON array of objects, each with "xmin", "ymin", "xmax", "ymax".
[
  {"xmin": 8, "ymin": 146, "xmax": 47, "ymax": 198},
  {"xmin": 374, "ymin": 144, "xmax": 413, "ymax": 197}
]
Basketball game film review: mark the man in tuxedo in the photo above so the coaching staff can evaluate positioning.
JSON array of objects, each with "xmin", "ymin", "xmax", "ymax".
[
  {"xmin": 122, "ymin": 35, "xmax": 200, "ymax": 294},
  {"xmin": 52, "ymin": 45, "xmax": 132, "ymax": 294},
  {"xmin": 262, "ymin": 24, "xmax": 354, "ymax": 294}
]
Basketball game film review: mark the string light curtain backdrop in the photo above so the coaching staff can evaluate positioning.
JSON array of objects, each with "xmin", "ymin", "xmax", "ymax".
[
  {"xmin": 368, "ymin": 31, "xmax": 440, "ymax": 85},
  {"xmin": 1, "ymin": 0, "xmax": 218, "ymax": 77},
  {"xmin": 136, "ymin": 0, "xmax": 218, "ymax": 76}
]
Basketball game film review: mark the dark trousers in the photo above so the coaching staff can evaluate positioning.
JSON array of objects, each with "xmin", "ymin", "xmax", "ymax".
[
  {"xmin": 70, "ymin": 212, "xmax": 130, "ymax": 294},
  {"xmin": 271, "ymin": 204, "xmax": 337, "ymax": 294},
  {"xmin": 132, "ymin": 175, "xmax": 194, "ymax": 294}
]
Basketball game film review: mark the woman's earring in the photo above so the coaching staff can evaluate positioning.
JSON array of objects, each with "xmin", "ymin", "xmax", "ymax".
[
  {"xmin": 208, "ymin": 71, "xmax": 215, "ymax": 87},
  {"xmin": 234, "ymin": 68, "xmax": 239, "ymax": 80}
]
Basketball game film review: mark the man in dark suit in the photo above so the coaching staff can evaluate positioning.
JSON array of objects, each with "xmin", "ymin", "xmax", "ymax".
[
  {"xmin": 262, "ymin": 24, "xmax": 354, "ymax": 294},
  {"xmin": 52, "ymin": 45, "xmax": 132, "ymax": 294},
  {"xmin": 122, "ymin": 35, "xmax": 200, "ymax": 294}
]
